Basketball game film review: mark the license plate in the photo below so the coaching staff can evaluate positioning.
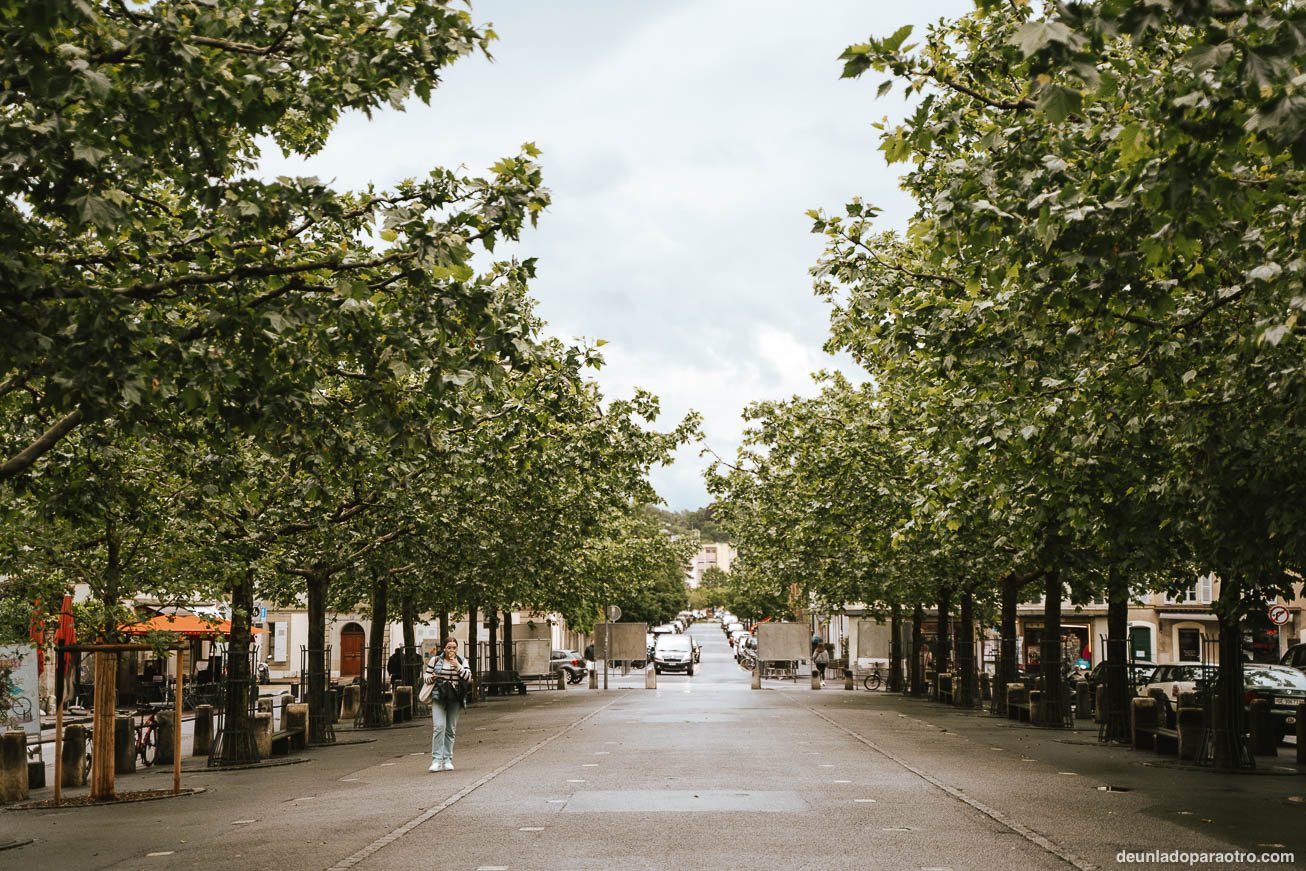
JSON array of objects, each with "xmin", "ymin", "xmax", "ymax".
[{"xmin": 1275, "ymin": 697, "xmax": 1300, "ymax": 706}]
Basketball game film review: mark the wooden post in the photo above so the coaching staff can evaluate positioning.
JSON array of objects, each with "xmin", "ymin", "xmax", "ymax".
[
  {"xmin": 54, "ymin": 694, "xmax": 63, "ymax": 806},
  {"xmin": 91, "ymin": 652, "xmax": 117, "ymax": 800},
  {"xmin": 173, "ymin": 648, "xmax": 183, "ymax": 795}
]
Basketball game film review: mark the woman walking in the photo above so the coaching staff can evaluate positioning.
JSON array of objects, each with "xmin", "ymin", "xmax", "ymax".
[{"xmin": 425, "ymin": 638, "xmax": 471, "ymax": 772}]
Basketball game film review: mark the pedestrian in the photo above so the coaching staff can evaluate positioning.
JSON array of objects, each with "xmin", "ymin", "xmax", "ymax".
[
  {"xmin": 583, "ymin": 642, "xmax": 595, "ymax": 673},
  {"xmin": 424, "ymin": 637, "xmax": 471, "ymax": 772},
  {"xmin": 813, "ymin": 643, "xmax": 830, "ymax": 686},
  {"xmin": 387, "ymin": 647, "xmax": 403, "ymax": 687}
]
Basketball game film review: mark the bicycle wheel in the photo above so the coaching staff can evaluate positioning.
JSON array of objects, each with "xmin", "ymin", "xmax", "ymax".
[
  {"xmin": 139, "ymin": 726, "xmax": 157, "ymax": 767},
  {"xmin": 863, "ymin": 672, "xmax": 882, "ymax": 691}
]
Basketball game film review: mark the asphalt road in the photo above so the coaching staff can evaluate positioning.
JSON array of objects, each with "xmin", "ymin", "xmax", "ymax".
[{"xmin": 4, "ymin": 622, "xmax": 1304, "ymax": 870}]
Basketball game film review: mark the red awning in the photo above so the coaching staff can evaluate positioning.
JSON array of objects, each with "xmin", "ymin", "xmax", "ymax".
[{"xmin": 119, "ymin": 614, "xmax": 267, "ymax": 638}]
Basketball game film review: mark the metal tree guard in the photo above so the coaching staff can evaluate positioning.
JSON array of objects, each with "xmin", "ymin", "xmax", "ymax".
[
  {"xmin": 300, "ymin": 645, "xmax": 335, "ymax": 745},
  {"xmin": 209, "ymin": 648, "xmax": 260, "ymax": 766}
]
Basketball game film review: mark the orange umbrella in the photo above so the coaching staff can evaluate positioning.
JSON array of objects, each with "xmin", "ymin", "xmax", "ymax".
[
  {"xmin": 118, "ymin": 614, "xmax": 267, "ymax": 637},
  {"xmin": 53, "ymin": 594, "xmax": 76, "ymax": 670}
]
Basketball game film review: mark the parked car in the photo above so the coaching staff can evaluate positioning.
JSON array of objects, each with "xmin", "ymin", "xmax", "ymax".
[
  {"xmin": 1239, "ymin": 663, "xmax": 1306, "ymax": 743},
  {"xmin": 653, "ymin": 634, "xmax": 695, "ymax": 675},
  {"xmin": 1281, "ymin": 643, "xmax": 1306, "ymax": 676},
  {"xmin": 736, "ymin": 635, "xmax": 757, "ymax": 669},
  {"xmin": 728, "ymin": 628, "xmax": 749, "ymax": 648},
  {"xmin": 1082, "ymin": 660, "xmax": 1155, "ymax": 696},
  {"xmin": 1145, "ymin": 663, "xmax": 1212, "ymax": 701},
  {"xmin": 550, "ymin": 649, "xmax": 586, "ymax": 684}
]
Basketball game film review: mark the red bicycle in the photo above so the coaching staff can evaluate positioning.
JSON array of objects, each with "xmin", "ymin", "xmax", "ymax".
[{"xmin": 135, "ymin": 706, "xmax": 160, "ymax": 767}]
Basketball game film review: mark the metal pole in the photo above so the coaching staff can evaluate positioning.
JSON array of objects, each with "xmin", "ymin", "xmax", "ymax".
[
  {"xmin": 173, "ymin": 648, "xmax": 184, "ymax": 794},
  {"xmin": 54, "ymin": 664, "xmax": 63, "ymax": 806},
  {"xmin": 603, "ymin": 620, "xmax": 610, "ymax": 691}
]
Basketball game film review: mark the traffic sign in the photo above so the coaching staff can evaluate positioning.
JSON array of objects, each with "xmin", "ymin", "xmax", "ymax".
[
  {"xmin": 1268, "ymin": 604, "xmax": 1289, "ymax": 625},
  {"xmin": 605, "ymin": 605, "xmax": 622, "ymax": 622}
]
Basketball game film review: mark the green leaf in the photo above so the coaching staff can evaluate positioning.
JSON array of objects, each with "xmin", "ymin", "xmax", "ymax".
[
  {"xmin": 883, "ymin": 25, "xmax": 914, "ymax": 53},
  {"xmin": 1035, "ymin": 85, "xmax": 1082, "ymax": 122},
  {"xmin": 1010, "ymin": 20, "xmax": 1072, "ymax": 57}
]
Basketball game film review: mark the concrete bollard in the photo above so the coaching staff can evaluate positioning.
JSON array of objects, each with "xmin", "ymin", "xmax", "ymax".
[
  {"xmin": 645, "ymin": 665, "xmax": 657, "ymax": 689},
  {"xmin": 811, "ymin": 670, "xmax": 821, "ymax": 690},
  {"xmin": 557, "ymin": 669, "xmax": 566, "ymax": 691},
  {"xmin": 62, "ymin": 723, "xmax": 88, "ymax": 787},
  {"xmin": 285, "ymin": 704, "xmax": 309, "ymax": 751},
  {"xmin": 193, "ymin": 705, "xmax": 213, "ymax": 757},
  {"xmin": 256, "ymin": 696, "xmax": 273, "ymax": 714},
  {"xmin": 341, "ymin": 685, "xmax": 360, "ymax": 720},
  {"xmin": 588, "ymin": 668, "xmax": 598, "ymax": 690},
  {"xmin": 1297, "ymin": 703, "xmax": 1305, "ymax": 766},
  {"xmin": 1094, "ymin": 685, "xmax": 1107, "ymax": 724},
  {"xmin": 844, "ymin": 668, "xmax": 854, "ymax": 691},
  {"xmin": 280, "ymin": 693, "xmax": 292, "ymax": 724},
  {"xmin": 393, "ymin": 686, "xmax": 412, "ymax": 723},
  {"xmin": 1177, "ymin": 706, "xmax": 1204, "ymax": 761},
  {"xmin": 1131, "ymin": 697, "xmax": 1157, "ymax": 750},
  {"xmin": 1249, "ymin": 699, "xmax": 1278, "ymax": 756},
  {"xmin": 1029, "ymin": 689, "xmax": 1043, "ymax": 724},
  {"xmin": 156, "ymin": 711, "xmax": 176, "ymax": 765},
  {"xmin": 1, "ymin": 731, "xmax": 29, "ymax": 803},
  {"xmin": 751, "ymin": 663, "xmax": 761, "ymax": 690},
  {"xmin": 1006, "ymin": 684, "xmax": 1026, "ymax": 720},
  {"xmin": 1075, "ymin": 682, "xmax": 1091, "ymax": 719},
  {"xmin": 254, "ymin": 711, "xmax": 273, "ymax": 759},
  {"xmin": 979, "ymin": 673, "xmax": 991, "ymax": 702},
  {"xmin": 114, "ymin": 716, "xmax": 136, "ymax": 775}
]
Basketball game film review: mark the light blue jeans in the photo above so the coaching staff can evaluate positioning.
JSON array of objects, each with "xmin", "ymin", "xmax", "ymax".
[{"xmin": 431, "ymin": 700, "xmax": 462, "ymax": 763}]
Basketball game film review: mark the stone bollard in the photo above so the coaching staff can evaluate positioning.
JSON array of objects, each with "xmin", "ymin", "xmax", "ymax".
[
  {"xmin": 844, "ymin": 668, "xmax": 854, "ymax": 691},
  {"xmin": 256, "ymin": 696, "xmax": 273, "ymax": 714},
  {"xmin": 1177, "ymin": 705, "xmax": 1204, "ymax": 761},
  {"xmin": 341, "ymin": 685, "xmax": 360, "ymax": 720},
  {"xmin": 557, "ymin": 669, "xmax": 566, "ymax": 691},
  {"xmin": 280, "ymin": 694, "xmax": 292, "ymax": 724},
  {"xmin": 193, "ymin": 705, "xmax": 213, "ymax": 757},
  {"xmin": 588, "ymin": 668, "xmax": 598, "ymax": 690},
  {"xmin": 156, "ymin": 711, "xmax": 176, "ymax": 765},
  {"xmin": 114, "ymin": 716, "xmax": 136, "ymax": 775},
  {"xmin": 1094, "ymin": 685, "xmax": 1107, "ymax": 724},
  {"xmin": 751, "ymin": 663, "xmax": 762, "ymax": 690},
  {"xmin": 979, "ymin": 673, "xmax": 991, "ymax": 702},
  {"xmin": 1131, "ymin": 697, "xmax": 1157, "ymax": 750},
  {"xmin": 28, "ymin": 751, "xmax": 45, "ymax": 790},
  {"xmin": 254, "ymin": 711, "xmax": 273, "ymax": 759},
  {"xmin": 1249, "ymin": 699, "xmax": 1278, "ymax": 756},
  {"xmin": 811, "ymin": 670, "xmax": 821, "ymax": 690},
  {"xmin": 285, "ymin": 704, "xmax": 309, "ymax": 751},
  {"xmin": 1297, "ymin": 703, "xmax": 1305, "ymax": 766},
  {"xmin": 1029, "ymin": 689, "xmax": 1043, "ymax": 724},
  {"xmin": 329, "ymin": 687, "xmax": 341, "ymax": 723},
  {"xmin": 645, "ymin": 665, "xmax": 657, "ymax": 689},
  {"xmin": 1075, "ymin": 682, "xmax": 1091, "ymax": 719},
  {"xmin": 1006, "ymin": 684, "xmax": 1026, "ymax": 720},
  {"xmin": 1, "ymin": 730, "xmax": 29, "ymax": 803},
  {"xmin": 62, "ymin": 723, "xmax": 88, "ymax": 787},
  {"xmin": 394, "ymin": 686, "xmax": 412, "ymax": 723}
]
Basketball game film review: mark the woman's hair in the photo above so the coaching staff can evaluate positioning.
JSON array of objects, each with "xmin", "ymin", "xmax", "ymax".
[{"xmin": 443, "ymin": 637, "xmax": 459, "ymax": 648}]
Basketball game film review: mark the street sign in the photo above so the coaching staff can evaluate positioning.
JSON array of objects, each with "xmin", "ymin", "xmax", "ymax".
[
  {"xmin": 258, "ymin": 606, "xmax": 267, "ymax": 623},
  {"xmin": 1268, "ymin": 604, "xmax": 1289, "ymax": 625},
  {"xmin": 605, "ymin": 605, "xmax": 622, "ymax": 622}
]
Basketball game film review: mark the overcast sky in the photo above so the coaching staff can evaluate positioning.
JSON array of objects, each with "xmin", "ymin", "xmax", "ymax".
[{"xmin": 260, "ymin": 0, "xmax": 972, "ymax": 510}]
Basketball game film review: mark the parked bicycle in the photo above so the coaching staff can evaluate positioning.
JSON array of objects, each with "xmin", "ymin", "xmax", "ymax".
[
  {"xmin": 862, "ymin": 667, "xmax": 884, "ymax": 691},
  {"xmin": 135, "ymin": 706, "xmax": 160, "ymax": 767}
]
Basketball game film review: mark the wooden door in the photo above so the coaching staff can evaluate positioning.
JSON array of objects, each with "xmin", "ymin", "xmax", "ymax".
[{"xmin": 340, "ymin": 624, "xmax": 365, "ymax": 678}]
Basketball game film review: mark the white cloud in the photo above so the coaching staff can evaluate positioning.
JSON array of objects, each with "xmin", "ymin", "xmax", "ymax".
[{"xmin": 258, "ymin": 0, "xmax": 970, "ymax": 509}]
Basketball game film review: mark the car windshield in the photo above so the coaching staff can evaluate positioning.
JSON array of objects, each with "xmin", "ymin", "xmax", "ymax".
[
  {"xmin": 1169, "ymin": 665, "xmax": 1210, "ymax": 681},
  {"xmin": 1245, "ymin": 666, "xmax": 1306, "ymax": 689},
  {"xmin": 656, "ymin": 637, "xmax": 692, "ymax": 653}
]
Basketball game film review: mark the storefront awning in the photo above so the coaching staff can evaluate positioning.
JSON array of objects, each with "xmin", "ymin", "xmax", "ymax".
[
  {"xmin": 119, "ymin": 614, "xmax": 268, "ymax": 637},
  {"xmin": 1158, "ymin": 612, "xmax": 1217, "ymax": 622}
]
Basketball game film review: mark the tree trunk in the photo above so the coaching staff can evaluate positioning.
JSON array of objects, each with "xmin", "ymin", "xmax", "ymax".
[
  {"xmin": 488, "ymin": 612, "xmax": 499, "ymax": 673},
  {"xmin": 910, "ymin": 604, "xmax": 925, "ymax": 697},
  {"xmin": 467, "ymin": 604, "xmax": 479, "ymax": 677},
  {"xmin": 935, "ymin": 586, "xmax": 951, "ymax": 702},
  {"xmin": 1103, "ymin": 568, "xmax": 1131, "ymax": 742},
  {"xmin": 401, "ymin": 592, "xmax": 419, "ymax": 690},
  {"xmin": 362, "ymin": 569, "xmax": 389, "ymax": 727},
  {"xmin": 889, "ymin": 602, "xmax": 904, "ymax": 693},
  {"xmin": 958, "ymin": 588, "xmax": 976, "ymax": 707},
  {"xmin": 502, "ymin": 609, "xmax": 514, "ymax": 671},
  {"xmin": 438, "ymin": 610, "xmax": 450, "ymax": 643},
  {"xmin": 306, "ymin": 569, "xmax": 332, "ymax": 744},
  {"xmin": 996, "ymin": 572, "xmax": 1020, "ymax": 715},
  {"xmin": 1039, "ymin": 567, "xmax": 1064, "ymax": 727},
  {"xmin": 1212, "ymin": 577, "xmax": 1251, "ymax": 769},
  {"xmin": 218, "ymin": 566, "xmax": 258, "ymax": 763}
]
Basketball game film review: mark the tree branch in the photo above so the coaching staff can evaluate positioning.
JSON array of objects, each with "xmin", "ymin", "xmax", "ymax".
[{"xmin": 0, "ymin": 407, "xmax": 85, "ymax": 481}]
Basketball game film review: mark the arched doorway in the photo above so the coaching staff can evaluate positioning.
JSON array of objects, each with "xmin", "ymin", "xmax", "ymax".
[{"xmin": 340, "ymin": 623, "xmax": 365, "ymax": 679}]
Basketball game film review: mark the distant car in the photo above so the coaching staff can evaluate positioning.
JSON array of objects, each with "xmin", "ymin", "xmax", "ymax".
[
  {"xmin": 1239, "ymin": 663, "xmax": 1306, "ymax": 743},
  {"xmin": 652, "ymin": 624, "xmax": 678, "ymax": 636},
  {"xmin": 1281, "ymin": 643, "xmax": 1306, "ymax": 676},
  {"xmin": 728, "ymin": 628, "xmax": 749, "ymax": 648},
  {"xmin": 653, "ymin": 635, "xmax": 695, "ymax": 675},
  {"xmin": 550, "ymin": 649, "xmax": 586, "ymax": 684},
  {"xmin": 1145, "ymin": 663, "xmax": 1212, "ymax": 702},
  {"xmin": 1083, "ymin": 660, "xmax": 1155, "ymax": 696}
]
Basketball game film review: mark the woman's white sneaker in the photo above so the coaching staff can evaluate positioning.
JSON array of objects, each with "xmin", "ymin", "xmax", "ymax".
[
  {"xmin": 443, "ymin": 760, "xmax": 454, "ymax": 770},
  {"xmin": 428, "ymin": 761, "xmax": 442, "ymax": 772}
]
